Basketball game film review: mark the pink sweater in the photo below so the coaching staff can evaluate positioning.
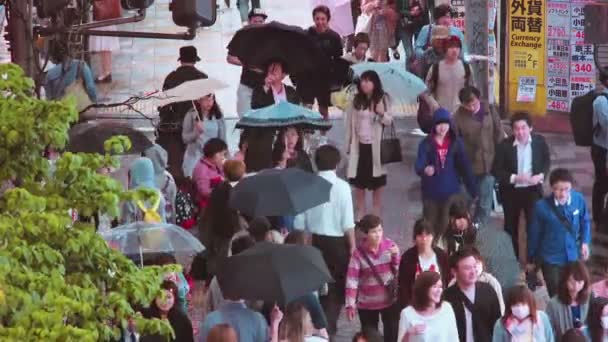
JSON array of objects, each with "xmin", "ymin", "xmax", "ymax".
[{"xmin": 345, "ymin": 238, "xmax": 400, "ymax": 310}]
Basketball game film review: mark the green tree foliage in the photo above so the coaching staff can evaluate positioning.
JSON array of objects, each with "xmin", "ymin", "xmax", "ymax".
[{"xmin": 0, "ymin": 64, "xmax": 175, "ymax": 340}]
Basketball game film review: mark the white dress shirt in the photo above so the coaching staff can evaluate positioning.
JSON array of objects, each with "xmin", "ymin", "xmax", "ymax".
[
  {"xmin": 293, "ymin": 171, "xmax": 355, "ymax": 237},
  {"xmin": 271, "ymin": 84, "xmax": 287, "ymax": 103},
  {"xmin": 510, "ymin": 136, "xmax": 534, "ymax": 188}
]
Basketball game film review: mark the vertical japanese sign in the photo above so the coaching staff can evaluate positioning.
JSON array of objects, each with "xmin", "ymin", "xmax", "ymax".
[
  {"xmin": 507, "ymin": 0, "xmax": 547, "ymax": 114},
  {"xmin": 569, "ymin": 1, "xmax": 596, "ymax": 100},
  {"xmin": 450, "ymin": 0, "xmax": 466, "ymax": 33},
  {"xmin": 546, "ymin": 1, "xmax": 571, "ymax": 112}
]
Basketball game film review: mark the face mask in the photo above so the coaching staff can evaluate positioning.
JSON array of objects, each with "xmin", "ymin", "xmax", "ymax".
[
  {"xmin": 511, "ymin": 304, "xmax": 530, "ymax": 320},
  {"xmin": 601, "ymin": 316, "xmax": 608, "ymax": 330}
]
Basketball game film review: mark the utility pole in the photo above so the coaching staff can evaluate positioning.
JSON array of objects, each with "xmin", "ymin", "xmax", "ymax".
[
  {"xmin": 465, "ymin": 0, "xmax": 490, "ymax": 104},
  {"xmin": 7, "ymin": 0, "xmax": 35, "ymax": 77}
]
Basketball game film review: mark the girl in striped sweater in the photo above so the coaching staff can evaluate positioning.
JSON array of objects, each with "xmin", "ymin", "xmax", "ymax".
[{"xmin": 345, "ymin": 214, "xmax": 401, "ymax": 342}]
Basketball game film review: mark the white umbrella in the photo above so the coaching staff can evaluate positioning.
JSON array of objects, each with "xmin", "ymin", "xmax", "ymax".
[{"xmin": 156, "ymin": 78, "xmax": 229, "ymax": 107}]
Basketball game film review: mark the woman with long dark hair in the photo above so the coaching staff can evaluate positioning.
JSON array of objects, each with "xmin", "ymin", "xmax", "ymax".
[
  {"xmin": 546, "ymin": 261, "xmax": 592, "ymax": 338},
  {"xmin": 140, "ymin": 280, "xmax": 194, "ymax": 342},
  {"xmin": 585, "ymin": 297, "xmax": 608, "ymax": 342},
  {"xmin": 182, "ymin": 94, "xmax": 226, "ymax": 178},
  {"xmin": 345, "ymin": 70, "xmax": 392, "ymax": 219},
  {"xmin": 273, "ymin": 126, "xmax": 313, "ymax": 172}
]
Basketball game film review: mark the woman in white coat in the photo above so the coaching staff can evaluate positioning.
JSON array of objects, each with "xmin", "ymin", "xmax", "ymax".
[{"xmin": 345, "ymin": 70, "xmax": 392, "ymax": 219}]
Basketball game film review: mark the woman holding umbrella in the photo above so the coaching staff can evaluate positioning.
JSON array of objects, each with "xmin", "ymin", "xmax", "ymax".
[
  {"xmin": 182, "ymin": 94, "xmax": 226, "ymax": 179},
  {"xmin": 345, "ymin": 70, "xmax": 392, "ymax": 219}
]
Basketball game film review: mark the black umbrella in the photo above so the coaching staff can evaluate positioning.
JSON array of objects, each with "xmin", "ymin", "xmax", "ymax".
[
  {"xmin": 226, "ymin": 21, "xmax": 325, "ymax": 74},
  {"xmin": 229, "ymin": 168, "xmax": 332, "ymax": 217},
  {"xmin": 217, "ymin": 242, "xmax": 333, "ymax": 304},
  {"xmin": 67, "ymin": 121, "xmax": 153, "ymax": 154}
]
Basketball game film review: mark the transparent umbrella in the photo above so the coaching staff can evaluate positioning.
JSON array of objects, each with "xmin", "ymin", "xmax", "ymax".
[{"xmin": 99, "ymin": 222, "xmax": 205, "ymax": 267}]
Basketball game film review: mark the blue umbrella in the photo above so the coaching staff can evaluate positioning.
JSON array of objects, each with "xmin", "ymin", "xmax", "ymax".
[
  {"xmin": 236, "ymin": 101, "xmax": 332, "ymax": 130},
  {"xmin": 351, "ymin": 62, "xmax": 428, "ymax": 114}
]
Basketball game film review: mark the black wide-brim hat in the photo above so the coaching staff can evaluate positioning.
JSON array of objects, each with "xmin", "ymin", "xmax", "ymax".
[{"xmin": 178, "ymin": 46, "xmax": 201, "ymax": 63}]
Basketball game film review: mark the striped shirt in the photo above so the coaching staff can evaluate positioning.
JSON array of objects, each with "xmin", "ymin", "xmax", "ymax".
[{"xmin": 345, "ymin": 238, "xmax": 400, "ymax": 310}]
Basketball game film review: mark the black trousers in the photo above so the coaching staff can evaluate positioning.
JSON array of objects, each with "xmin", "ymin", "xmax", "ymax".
[
  {"xmin": 311, "ymin": 234, "xmax": 350, "ymax": 335},
  {"xmin": 501, "ymin": 185, "xmax": 542, "ymax": 259},
  {"xmin": 591, "ymin": 144, "xmax": 608, "ymax": 228},
  {"xmin": 358, "ymin": 303, "xmax": 400, "ymax": 342}
]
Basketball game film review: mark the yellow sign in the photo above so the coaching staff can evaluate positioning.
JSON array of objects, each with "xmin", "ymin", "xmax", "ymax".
[{"xmin": 507, "ymin": 0, "xmax": 547, "ymax": 116}]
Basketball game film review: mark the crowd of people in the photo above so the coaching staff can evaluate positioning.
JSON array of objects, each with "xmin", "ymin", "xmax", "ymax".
[{"xmin": 29, "ymin": 1, "xmax": 608, "ymax": 341}]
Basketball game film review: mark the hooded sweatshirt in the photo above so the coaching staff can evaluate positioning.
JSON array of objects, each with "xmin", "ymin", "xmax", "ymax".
[
  {"xmin": 121, "ymin": 157, "xmax": 167, "ymax": 224},
  {"xmin": 144, "ymin": 144, "xmax": 177, "ymax": 224},
  {"xmin": 415, "ymin": 108, "xmax": 478, "ymax": 201}
]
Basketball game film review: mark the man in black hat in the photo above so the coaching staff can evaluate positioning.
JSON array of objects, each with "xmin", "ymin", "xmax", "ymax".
[
  {"xmin": 157, "ymin": 46, "xmax": 208, "ymax": 179},
  {"xmin": 227, "ymin": 8, "xmax": 267, "ymax": 118}
]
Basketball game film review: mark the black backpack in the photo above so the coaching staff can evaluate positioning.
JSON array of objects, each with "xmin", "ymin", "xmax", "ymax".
[{"xmin": 570, "ymin": 91, "xmax": 608, "ymax": 147}]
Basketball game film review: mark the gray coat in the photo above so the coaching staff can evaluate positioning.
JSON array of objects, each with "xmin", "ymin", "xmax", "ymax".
[{"xmin": 546, "ymin": 295, "xmax": 590, "ymax": 338}]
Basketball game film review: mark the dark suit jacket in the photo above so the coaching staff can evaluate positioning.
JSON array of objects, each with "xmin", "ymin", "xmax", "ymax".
[
  {"xmin": 398, "ymin": 246, "xmax": 451, "ymax": 309},
  {"xmin": 491, "ymin": 133, "xmax": 551, "ymax": 192},
  {"xmin": 250, "ymin": 84, "xmax": 300, "ymax": 109},
  {"xmin": 443, "ymin": 282, "xmax": 502, "ymax": 342}
]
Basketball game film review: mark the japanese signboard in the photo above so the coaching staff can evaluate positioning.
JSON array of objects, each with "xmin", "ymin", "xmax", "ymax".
[
  {"xmin": 517, "ymin": 76, "xmax": 538, "ymax": 102},
  {"xmin": 507, "ymin": 0, "xmax": 547, "ymax": 114},
  {"xmin": 546, "ymin": 1, "xmax": 571, "ymax": 112},
  {"xmin": 450, "ymin": 0, "xmax": 466, "ymax": 32}
]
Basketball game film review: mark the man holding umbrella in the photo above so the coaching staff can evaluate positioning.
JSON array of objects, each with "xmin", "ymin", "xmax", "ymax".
[
  {"xmin": 227, "ymin": 8, "xmax": 268, "ymax": 118},
  {"xmin": 158, "ymin": 46, "xmax": 208, "ymax": 179},
  {"xmin": 294, "ymin": 145, "xmax": 356, "ymax": 337}
]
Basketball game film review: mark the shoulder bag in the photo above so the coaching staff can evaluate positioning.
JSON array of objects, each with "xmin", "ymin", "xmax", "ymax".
[
  {"xmin": 357, "ymin": 247, "xmax": 398, "ymax": 299},
  {"xmin": 378, "ymin": 97, "xmax": 403, "ymax": 164},
  {"xmin": 545, "ymin": 198, "xmax": 579, "ymax": 241}
]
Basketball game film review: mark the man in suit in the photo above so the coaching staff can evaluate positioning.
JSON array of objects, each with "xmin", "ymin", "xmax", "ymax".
[
  {"xmin": 527, "ymin": 168, "xmax": 591, "ymax": 296},
  {"xmin": 443, "ymin": 248, "xmax": 502, "ymax": 342},
  {"xmin": 492, "ymin": 111, "xmax": 551, "ymax": 260},
  {"xmin": 244, "ymin": 59, "xmax": 300, "ymax": 172}
]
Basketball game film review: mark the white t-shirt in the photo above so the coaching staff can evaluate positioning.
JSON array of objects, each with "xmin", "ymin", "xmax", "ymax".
[
  {"xmin": 418, "ymin": 253, "xmax": 439, "ymax": 274},
  {"xmin": 462, "ymin": 286, "xmax": 476, "ymax": 342},
  {"xmin": 397, "ymin": 302, "xmax": 459, "ymax": 342}
]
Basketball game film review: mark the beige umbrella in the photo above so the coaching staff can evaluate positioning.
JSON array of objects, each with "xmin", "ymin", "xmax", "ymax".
[{"xmin": 156, "ymin": 78, "xmax": 229, "ymax": 107}]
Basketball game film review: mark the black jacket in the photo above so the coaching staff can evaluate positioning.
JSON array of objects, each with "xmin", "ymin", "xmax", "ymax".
[
  {"xmin": 250, "ymin": 84, "xmax": 300, "ymax": 109},
  {"xmin": 492, "ymin": 133, "xmax": 551, "ymax": 193},
  {"xmin": 443, "ymin": 282, "xmax": 502, "ymax": 342},
  {"xmin": 159, "ymin": 66, "xmax": 208, "ymax": 125}
]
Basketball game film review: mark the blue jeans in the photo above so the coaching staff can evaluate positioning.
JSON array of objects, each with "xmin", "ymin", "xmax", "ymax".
[
  {"xmin": 237, "ymin": 0, "xmax": 261, "ymax": 22},
  {"xmin": 475, "ymin": 174, "xmax": 495, "ymax": 226}
]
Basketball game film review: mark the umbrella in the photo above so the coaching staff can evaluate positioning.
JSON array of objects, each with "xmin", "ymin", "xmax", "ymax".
[
  {"xmin": 155, "ymin": 78, "xmax": 229, "ymax": 107},
  {"xmin": 235, "ymin": 101, "xmax": 333, "ymax": 131},
  {"xmin": 67, "ymin": 121, "xmax": 153, "ymax": 154},
  {"xmin": 217, "ymin": 242, "xmax": 333, "ymax": 304},
  {"xmin": 229, "ymin": 168, "xmax": 332, "ymax": 217},
  {"xmin": 100, "ymin": 222, "xmax": 205, "ymax": 267},
  {"xmin": 226, "ymin": 21, "xmax": 325, "ymax": 74},
  {"xmin": 350, "ymin": 62, "xmax": 428, "ymax": 114}
]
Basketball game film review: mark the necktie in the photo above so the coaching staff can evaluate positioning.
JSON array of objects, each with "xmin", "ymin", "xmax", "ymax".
[{"xmin": 130, "ymin": 332, "xmax": 136, "ymax": 342}]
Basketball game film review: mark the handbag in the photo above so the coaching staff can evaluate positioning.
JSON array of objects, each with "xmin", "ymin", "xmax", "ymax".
[
  {"xmin": 358, "ymin": 247, "xmax": 398, "ymax": 299},
  {"xmin": 93, "ymin": 0, "xmax": 122, "ymax": 20},
  {"xmin": 64, "ymin": 62, "xmax": 93, "ymax": 112},
  {"xmin": 355, "ymin": 13, "xmax": 372, "ymax": 34},
  {"xmin": 380, "ymin": 122, "xmax": 402, "ymax": 164}
]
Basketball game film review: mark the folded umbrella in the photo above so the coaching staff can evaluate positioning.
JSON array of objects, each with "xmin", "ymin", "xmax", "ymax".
[
  {"xmin": 100, "ymin": 222, "xmax": 205, "ymax": 267},
  {"xmin": 227, "ymin": 21, "xmax": 325, "ymax": 74},
  {"xmin": 229, "ymin": 168, "xmax": 332, "ymax": 217},
  {"xmin": 351, "ymin": 62, "xmax": 428, "ymax": 115},
  {"xmin": 67, "ymin": 121, "xmax": 153, "ymax": 154},
  {"xmin": 217, "ymin": 242, "xmax": 333, "ymax": 304},
  {"xmin": 235, "ymin": 101, "xmax": 332, "ymax": 131},
  {"xmin": 155, "ymin": 78, "xmax": 229, "ymax": 107}
]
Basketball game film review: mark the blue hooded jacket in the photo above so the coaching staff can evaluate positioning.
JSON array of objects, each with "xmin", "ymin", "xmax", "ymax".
[
  {"xmin": 415, "ymin": 109, "xmax": 477, "ymax": 201},
  {"xmin": 122, "ymin": 157, "xmax": 166, "ymax": 223}
]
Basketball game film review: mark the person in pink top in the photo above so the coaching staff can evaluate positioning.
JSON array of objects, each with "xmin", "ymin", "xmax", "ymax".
[
  {"xmin": 192, "ymin": 138, "xmax": 227, "ymax": 209},
  {"xmin": 345, "ymin": 214, "xmax": 400, "ymax": 342}
]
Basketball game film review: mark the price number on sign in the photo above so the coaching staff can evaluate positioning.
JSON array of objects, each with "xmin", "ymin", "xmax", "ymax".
[
  {"xmin": 548, "ymin": 100, "xmax": 569, "ymax": 111},
  {"xmin": 575, "ymin": 31, "xmax": 585, "ymax": 39},
  {"xmin": 573, "ymin": 63, "xmax": 593, "ymax": 73}
]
